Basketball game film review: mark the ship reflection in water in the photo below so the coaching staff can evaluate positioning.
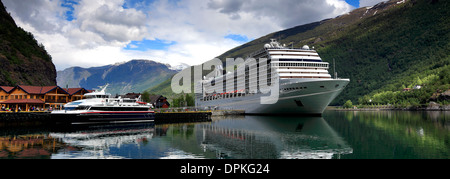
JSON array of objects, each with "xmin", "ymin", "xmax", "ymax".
[
  {"xmin": 0, "ymin": 115, "xmax": 352, "ymax": 159},
  {"xmin": 199, "ymin": 116, "xmax": 352, "ymax": 159}
]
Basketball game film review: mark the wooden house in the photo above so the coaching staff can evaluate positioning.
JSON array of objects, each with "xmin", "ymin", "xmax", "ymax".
[{"xmin": 0, "ymin": 85, "xmax": 91, "ymax": 112}]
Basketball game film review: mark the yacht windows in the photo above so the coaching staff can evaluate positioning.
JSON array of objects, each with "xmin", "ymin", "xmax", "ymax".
[
  {"xmin": 64, "ymin": 106, "xmax": 89, "ymax": 111},
  {"xmin": 67, "ymin": 102, "xmax": 83, "ymax": 106}
]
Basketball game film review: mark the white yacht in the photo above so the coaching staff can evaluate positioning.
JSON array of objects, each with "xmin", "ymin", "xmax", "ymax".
[
  {"xmin": 195, "ymin": 39, "xmax": 350, "ymax": 115},
  {"xmin": 51, "ymin": 85, "xmax": 154, "ymax": 124}
]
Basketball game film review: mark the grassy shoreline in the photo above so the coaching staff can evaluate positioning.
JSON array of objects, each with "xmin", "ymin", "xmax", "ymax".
[{"xmin": 327, "ymin": 104, "xmax": 450, "ymax": 111}]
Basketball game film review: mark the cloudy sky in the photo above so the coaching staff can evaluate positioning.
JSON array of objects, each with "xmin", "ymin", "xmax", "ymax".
[{"xmin": 3, "ymin": 0, "xmax": 385, "ymax": 70}]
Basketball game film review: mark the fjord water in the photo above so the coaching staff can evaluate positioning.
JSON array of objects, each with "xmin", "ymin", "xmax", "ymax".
[{"xmin": 0, "ymin": 111, "xmax": 448, "ymax": 159}]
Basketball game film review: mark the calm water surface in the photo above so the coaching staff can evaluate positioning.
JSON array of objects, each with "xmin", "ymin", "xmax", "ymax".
[{"xmin": 0, "ymin": 111, "xmax": 448, "ymax": 159}]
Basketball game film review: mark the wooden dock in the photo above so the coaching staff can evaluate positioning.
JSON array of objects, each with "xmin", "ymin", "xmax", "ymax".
[
  {"xmin": 0, "ymin": 112, "xmax": 53, "ymax": 125},
  {"xmin": 154, "ymin": 111, "xmax": 212, "ymax": 124},
  {"xmin": 0, "ymin": 108, "xmax": 247, "ymax": 125}
]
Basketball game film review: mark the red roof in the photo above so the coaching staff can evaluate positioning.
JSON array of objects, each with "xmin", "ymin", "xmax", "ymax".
[
  {"xmin": 0, "ymin": 86, "xmax": 14, "ymax": 93},
  {"xmin": 64, "ymin": 88, "xmax": 90, "ymax": 95},
  {"xmin": 17, "ymin": 85, "xmax": 64, "ymax": 94},
  {"xmin": 0, "ymin": 99, "xmax": 45, "ymax": 104},
  {"xmin": 0, "ymin": 85, "xmax": 91, "ymax": 95}
]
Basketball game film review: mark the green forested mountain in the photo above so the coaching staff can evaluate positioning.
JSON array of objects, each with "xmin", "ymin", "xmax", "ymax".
[
  {"xmin": 316, "ymin": 0, "xmax": 450, "ymax": 106},
  {"xmin": 148, "ymin": 0, "xmax": 450, "ymax": 106},
  {"xmin": 0, "ymin": 1, "xmax": 57, "ymax": 86}
]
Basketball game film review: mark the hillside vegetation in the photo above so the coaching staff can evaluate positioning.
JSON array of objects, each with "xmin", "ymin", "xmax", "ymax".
[
  {"xmin": 0, "ymin": 1, "xmax": 56, "ymax": 86},
  {"xmin": 315, "ymin": 0, "xmax": 450, "ymax": 106}
]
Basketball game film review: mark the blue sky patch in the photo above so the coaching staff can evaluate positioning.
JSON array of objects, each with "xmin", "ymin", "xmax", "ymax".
[
  {"xmin": 345, "ymin": 0, "xmax": 360, "ymax": 8},
  {"xmin": 122, "ymin": 0, "xmax": 155, "ymax": 10},
  {"xmin": 61, "ymin": 0, "xmax": 79, "ymax": 21},
  {"xmin": 124, "ymin": 39, "xmax": 176, "ymax": 51},
  {"xmin": 225, "ymin": 34, "xmax": 250, "ymax": 43}
]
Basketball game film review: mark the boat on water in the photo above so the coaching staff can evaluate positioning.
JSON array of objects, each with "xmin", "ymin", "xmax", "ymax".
[
  {"xmin": 51, "ymin": 85, "xmax": 155, "ymax": 124},
  {"xmin": 195, "ymin": 39, "xmax": 350, "ymax": 115}
]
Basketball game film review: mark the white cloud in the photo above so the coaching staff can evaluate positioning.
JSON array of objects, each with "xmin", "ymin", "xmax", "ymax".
[
  {"xmin": 2, "ymin": 0, "xmax": 67, "ymax": 33},
  {"xmin": 3, "ymin": 0, "xmax": 354, "ymax": 71},
  {"xmin": 75, "ymin": 0, "xmax": 149, "ymax": 43},
  {"xmin": 206, "ymin": 0, "xmax": 352, "ymax": 29}
]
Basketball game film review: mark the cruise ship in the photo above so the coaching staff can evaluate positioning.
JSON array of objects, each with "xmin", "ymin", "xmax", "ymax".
[{"xmin": 195, "ymin": 39, "xmax": 349, "ymax": 115}]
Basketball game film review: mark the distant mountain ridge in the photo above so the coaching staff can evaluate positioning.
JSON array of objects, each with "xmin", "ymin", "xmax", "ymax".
[{"xmin": 57, "ymin": 59, "xmax": 178, "ymax": 95}]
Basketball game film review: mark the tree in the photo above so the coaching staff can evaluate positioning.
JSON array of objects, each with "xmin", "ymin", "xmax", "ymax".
[
  {"xmin": 185, "ymin": 93, "xmax": 195, "ymax": 107},
  {"xmin": 142, "ymin": 91, "xmax": 150, "ymax": 103},
  {"xmin": 343, "ymin": 100, "xmax": 353, "ymax": 109},
  {"xmin": 415, "ymin": 77, "xmax": 423, "ymax": 86},
  {"xmin": 439, "ymin": 66, "xmax": 450, "ymax": 85}
]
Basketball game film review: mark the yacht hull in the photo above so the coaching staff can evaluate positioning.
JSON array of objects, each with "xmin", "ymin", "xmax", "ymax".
[{"xmin": 51, "ymin": 111, "xmax": 155, "ymax": 124}]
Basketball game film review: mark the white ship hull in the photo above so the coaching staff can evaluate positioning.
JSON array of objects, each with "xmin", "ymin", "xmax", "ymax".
[{"xmin": 196, "ymin": 78, "xmax": 349, "ymax": 115}]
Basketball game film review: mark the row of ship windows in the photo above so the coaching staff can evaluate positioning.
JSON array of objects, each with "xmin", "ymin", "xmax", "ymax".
[
  {"xmin": 282, "ymin": 86, "xmax": 308, "ymax": 92},
  {"xmin": 273, "ymin": 63, "xmax": 328, "ymax": 68},
  {"xmin": 202, "ymin": 85, "xmax": 313, "ymax": 101},
  {"xmin": 279, "ymin": 72, "xmax": 329, "ymax": 74},
  {"xmin": 280, "ymin": 76, "xmax": 331, "ymax": 79},
  {"xmin": 201, "ymin": 92, "xmax": 256, "ymax": 102},
  {"xmin": 203, "ymin": 77, "xmax": 278, "ymax": 89},
  {"xmin": 282, "ymin": 84, "xmax": 341, "ymax": 92}
]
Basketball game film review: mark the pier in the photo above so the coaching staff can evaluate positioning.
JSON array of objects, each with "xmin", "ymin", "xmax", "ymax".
[
  {"xmin": 154, "ymin": 111, "xmax": 212, "ymax": 124},
  {"xmin": 153, "ymin": 107, "xmax": 245, "ymax": 124},
  {"xmin": 0, "ymin": 111, "xmax": 53, "ymax": 125},
  {"xmin": 0, "ymin": 109, "xmax": 237, "ymax": 125}
]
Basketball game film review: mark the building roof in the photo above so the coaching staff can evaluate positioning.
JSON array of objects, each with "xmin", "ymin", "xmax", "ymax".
[
  {"xmin": 0, "ymin": 86, "xmax": 14, "ymax": 93},
  {"xmin": 16, "ymin": 85, "xmax": 61, "ymax": 94},
  {"xmin": 0, "ymin": 85, "xmax": 93, "ymax": 96},
  {"xmin": 64, "ymin": 88, "xmax": 88, "ymax": 95},
  {"xmin": 0, "ymin": 99, "xmax": 45, "ymax": 104},
  {"xmin": 149, "ymin": 95, "xmax": 163, "ymax": 104}
]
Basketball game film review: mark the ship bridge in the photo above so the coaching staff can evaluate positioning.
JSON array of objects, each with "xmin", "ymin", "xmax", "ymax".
[{"xmin": 260, "ymin": 40, "xmax": 332, "ymax": 79}]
